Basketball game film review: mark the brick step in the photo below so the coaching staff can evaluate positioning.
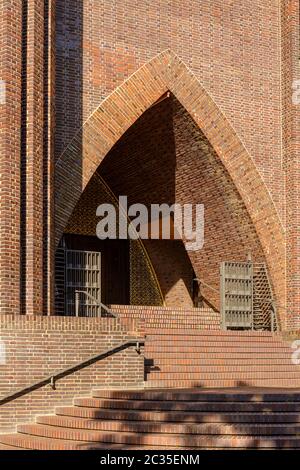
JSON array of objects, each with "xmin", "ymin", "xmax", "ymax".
[
  {"xmin": 145, "ymin": 315, "xmax": 220, "ymax": 318},
  {"xmin": 4, "ymin": 386, "xmax": 300, "ymax": 449},
  {"xmin": 145, "ymin": 335, "xmax": 286, "ymax": 342},
  {"xmin": 144, "ymin": 330, "xmax": 296, "ymax": 389},
  {"xmin": 118, "ymin": 308, "xmax": 218, "ymax": 313},
  {"xmin": 146, "ymin": 334, "xmax": 278, "ymax": 342},
  {"xmin": 145, "ymin": 338, "xmax": 286, "ymax": 347},
  {"xmin": 91, "ymin": 388, "xmax": 300, "ymax": 401},
  {"xmin": 144, "ymin": 319, "xmax": 220, "ymax": 323},
  {"xmin": 146, "ymin": 379, "xmax": 300, "ymax": 388},
  {"xmin": 145, "ymin": 358, "xmax": 296, "ymax": 365},
  {"xmin": 74, "ymin": 397, "xmax": 300, "ymax": 412},
  {"xmin": 145, "ymin": 365, "xmax": 300, "ymax": 383},
  {"xmin": 147, "ymin": 358, "xmax": 300, "ymax": 374},
  {"xmin": 144, "ymin": 315, "xmax": 220, "ymax": 319},
  {"xmin": 35, "ymin": 414, "xmax": 300, "ymax": 436},
  {"xmin": 117, "ymin": 312, "xmax": 218, "ymax": 319},
  {"xmin": 147, "ymin": 329, "xmax": 272, "ymax": 336},
  {"xmin": 14, "ymin": 423, "xmax": 300, "ymax": 448},
  {"xmin": 145, "ymin": 339, "xmax": 293, "ymax": 354},
  {"xmin": 145, "ymin": 330, "xmax": 275, "ymax": 338},
  {"xmin": 144, "ymin": 352, "xmax": 294, "ymax": 360},
  {"xmin": 144, "ymin": 369, "xmax": 298, "ymax": 377},
  {"xmin": 145, "ymin": 320, "xmax": 219, "ymax": 328},
  {"xmin": 0, "ymin": 433, "xmax": 172, "ymax": 450},
  {"xmin": 0, "ymin": 443, "xmax": 23, "ymax": 450},
  {"xmin": 145, "ymin": 373, "xmax": 300, "ymax": 383},
  {"xmin": 145, "ymin": 366, "xmax": 300, "ymax": 382},
  {"xmin": 142, "ymin": 313, "xmax": 221, "ymax": 326},
  {"xmin": 56, "ymin": 406, "xmax": 300, "ymax": 424},
  {"xmin": 145, "ymin": 350, "xmax": 290, "ymax": 358},
  {"xmin": 146, "ymin": 321, "xmax": 220, "ymax": 325}
]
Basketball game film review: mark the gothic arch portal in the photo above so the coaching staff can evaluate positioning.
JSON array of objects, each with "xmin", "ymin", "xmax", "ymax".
[{"xmin": 55, "ymin": 50, "xmax": 286, "ymax": 327}]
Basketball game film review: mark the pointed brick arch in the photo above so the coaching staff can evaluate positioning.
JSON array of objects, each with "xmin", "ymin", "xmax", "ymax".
[{"xmin": 55, "ymin": 50, "xmax": 286, "ymax": 327}]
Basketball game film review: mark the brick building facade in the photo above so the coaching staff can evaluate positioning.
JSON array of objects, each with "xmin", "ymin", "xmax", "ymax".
[
  {"xmin": 1, "ymin": 0, "xmax": 296, "ymax": 327},
  {"xmin": 1, "ymin": 0, "xmax": 300, "ymax": 449}
]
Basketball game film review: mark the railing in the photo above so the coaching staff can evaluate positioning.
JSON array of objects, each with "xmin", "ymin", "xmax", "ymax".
[
  {"xmin": 193, "ymin": 277, "xmax": 222, "ymax": 311},
  {"xmin": 253, "ymin": 295, "xmax": 280, "ymax": 333},
  {"xmin": 194, "ymin": 278, "xmax": 220, "ymax": 294},
  {"xmin": 195, "ymin": 271, "xmax": 279, "ymax": 332},
  {"xmin": 0, "ymin": 339, "xmax": 144, "ymax": 406},
  {"xmin": 74, "ymin": 290, "xmax": 118, "ymax": 318}
]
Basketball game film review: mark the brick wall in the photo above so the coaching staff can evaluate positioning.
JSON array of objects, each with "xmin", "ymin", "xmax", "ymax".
[
  {"xmin": 55, "ymin": 50, "xmax": 285, "ymax": 326},
  {"xmin": 99, "ymin": 96, "xmax": 266, "ymax": 310},
  {"xmin": 18, "ymin": 0, "xmax": 55, "ymax": 317},
  {"xmin": 0, "ymin": 2, "xmax": 290, "ymax": 327},
  {"xmin": 43, "ymin": 0, "xmax": 56, "ymax": 317},
  {"xmin": 65, "ymin": 95, "xmax": 266, "ymax": 310},
  {"xmin": 0, "ymin": 1, "xmax": 22, "ymax": 315},
  {"xmin": 55, "ymin": 0, "xmax": 283, "ymax": 221},
  {"xmin": 23, "ymin": 0, "xmax": 45, "ymax": 315},
  {"xmin": 0, "ymin": 316, "xmax": 144, "ymax": 432},
  {"xmin": 63, "ymin": 174, "xmax": 164, "ymax": 307},
  {"xmin": 67, "ymin": 97, "xmax": 196, "ymax": 308},
  {"xmin": 281, "ymin": 0, "xmax": 300, "ymax": 329},
  {"xmin": 111, "ymin": 305, "xmax": 221, "ymax": 331}
]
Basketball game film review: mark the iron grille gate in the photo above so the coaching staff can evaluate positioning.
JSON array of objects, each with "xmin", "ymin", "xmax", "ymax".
[
  {"xmin": 65, "ymin": 250, "xmax": 101, "ymax": 317},
  {"xmin": 220, "ymin": 261, "xmax": 253, "ymax": 330}
]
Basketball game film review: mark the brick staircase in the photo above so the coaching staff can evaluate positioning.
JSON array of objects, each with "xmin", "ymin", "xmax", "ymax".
[
  {"xmin": 3, "ymin": 388, "xmax": 300, "ymax": 449},
  {"xmin": 1, "ymin": 307, "xmax": 300, "ymax": 450},
  {"xmin": 111, "ymin": 305, "xmax": 221, "ymax": 330},
  {"xmin": 144, "ymin": 329, "xmax": 300, "ymax": 388},
  {"xmin": 129, "ymin": 306, "xmax": 300, "ymax": 389}
]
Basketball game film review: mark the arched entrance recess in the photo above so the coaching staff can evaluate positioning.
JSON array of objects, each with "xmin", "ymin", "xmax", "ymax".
[{"xmin": 55, "ymin": 50, "xmax": 286, "ymax": 328}]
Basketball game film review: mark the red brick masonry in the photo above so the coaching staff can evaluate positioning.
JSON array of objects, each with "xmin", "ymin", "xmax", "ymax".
[
  {"xmin": 0, "ymin": 316, "xmax": 144, "ymax": 432},
  {"xmin": 111, "ymin": 304, "xmax": 221, "ymax": 330}
]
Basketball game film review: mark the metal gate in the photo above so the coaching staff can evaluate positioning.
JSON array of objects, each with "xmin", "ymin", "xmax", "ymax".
[
  {"xmin": 253, "ymin": 262, "xmax": 277, "ymax": 331},
  {"xmin": 65, "ymin": 250, "xmax": 101, "ymax": 317},
  {"xmin": 220, "ymin": 261, "xmax": 253, "ymax": 330}
]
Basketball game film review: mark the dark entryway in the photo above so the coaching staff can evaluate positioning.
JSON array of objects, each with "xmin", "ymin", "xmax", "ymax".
[{"xmin": 55, "ymin": 234, "xmax": 130, "ymax": 315}]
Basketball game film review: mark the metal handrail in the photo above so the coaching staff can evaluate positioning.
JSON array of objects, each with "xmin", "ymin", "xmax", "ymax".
[
  {"xmin": 194, "ymin": 278, "xmax": 220, "ymax": 294},
  {"xmin": 193, "ymin": 277, "xmax": 228, "ymax": 294},
  {"xmin": 253, "ymin": 295, "xmax": 285, "ymax": 309},
  {"xmin": 196, "ymin": 276, "xmax": 279, "ymax": 332},
  {"xmin": 75, "ymin": 290, "xmax": 118, "ymax": 318},
  {"xmin": 252, "ymin": 296, "xmax": 281, "ymax": 333},
  {"xmin": 0, "ymin": 339, "xmax": 144, "ymax": 406}
]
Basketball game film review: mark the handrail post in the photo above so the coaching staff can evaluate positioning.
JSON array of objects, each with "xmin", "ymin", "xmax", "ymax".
[
  {"xmin": 0, "ymin": 339, "xmax": 144, "ymax": 406},
  {"xmin": 50, "ymin": 376, "xmax": 56, "ymax": 390},
  {"xmin": 75, "ymin": 291, "xmax": 80, "ymax": 317},
  {"xmin": 271, "ymin": 300, "xmax": 276, "ymax": 333},
  {"xmin": 74, "ymin": 290, "xmax": 116, "ymax": 318}
]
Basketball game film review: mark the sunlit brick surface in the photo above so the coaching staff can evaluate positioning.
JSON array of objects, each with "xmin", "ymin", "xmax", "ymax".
[{"xmin": 0, "ymin": 316, "xmax": 144, "ymax": 432}]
